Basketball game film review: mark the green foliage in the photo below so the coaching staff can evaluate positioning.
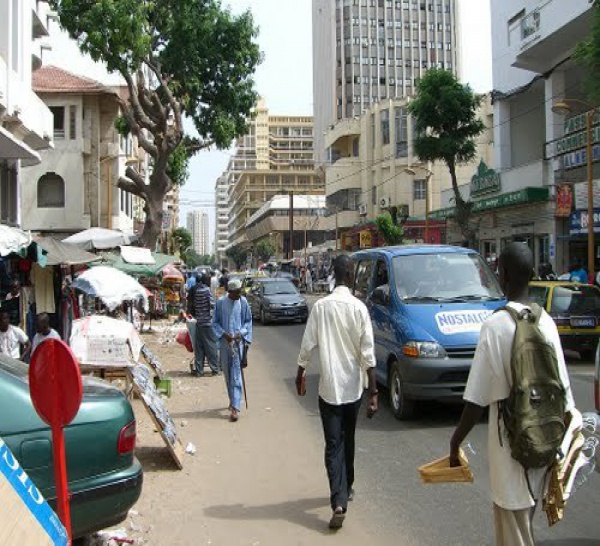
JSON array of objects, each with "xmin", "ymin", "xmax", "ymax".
[
  {"xmin": 408, "ymin": 69, "xmax": 484, "ymax": 245},
  {"xmin": 166, "ymin": 143, "xmax": 191, "ymax": 187},
  {"xmin": 255, "ymin": 239, "xmax": 276, "ymax": 262},
  {"xmin": 171, "ymin": 227, "xmax": 192, "ymax": 254},
  {"xmin": 184, "ymin": 249, "xmax": 203, "ymax": 269},
  {"xmin": 375, "ymin": 212, "xmax": 404, "ymax": 246},
  {"xmin": 226, "ymin": 245, "xmax": 247, "ymax": 270},
  {"xmin": 575, "ymin": 1, "xmax": 600, "ymax": 103},
  {"xmin": 114, "ymin": 115, "xmax": 131, "ymax": 137}
]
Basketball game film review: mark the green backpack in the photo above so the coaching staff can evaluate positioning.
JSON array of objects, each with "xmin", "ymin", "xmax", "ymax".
[{"xmin": 498, "ymin": 304, "xmax": 567, "ymax": 470}]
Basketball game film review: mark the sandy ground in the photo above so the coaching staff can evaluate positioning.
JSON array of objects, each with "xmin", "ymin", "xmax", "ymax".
[{"xmin": 102, "ymin": 319, "xmax": 377, "ymax": 546}]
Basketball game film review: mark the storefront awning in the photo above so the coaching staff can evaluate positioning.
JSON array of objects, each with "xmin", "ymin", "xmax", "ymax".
[
  {"xmin": 95, "ymin": 251, "xmax": 179, "ymax": 277},
  {"xmin": 33, "ymin": 236, "xmax": 100, "ymax": 266},
  {"xmin": 429, "ymin": 187, "xmax": 550, "ymax": 221},
  {"xmin": 0, "ymin": 126, "xmax": 41, "ymax": 164}
]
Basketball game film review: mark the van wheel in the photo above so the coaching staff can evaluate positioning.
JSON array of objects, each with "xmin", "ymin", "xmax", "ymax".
[
  {"xmin": 388, "ymin": 360, "xmax": 415, "ymax": 420},
  {"xmin": 260, "ymin": 308, "xmax": 269, "ymax": 325}
]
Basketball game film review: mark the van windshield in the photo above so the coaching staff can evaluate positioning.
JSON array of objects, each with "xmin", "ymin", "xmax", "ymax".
[{"xmin": 392, "ymin": 253, "xmax": 503, "ymax": 302}]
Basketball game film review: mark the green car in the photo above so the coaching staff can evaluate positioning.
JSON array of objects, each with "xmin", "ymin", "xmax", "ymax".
[{"xmin": 0, "ymin": 355, "xmax": 143, "ymax": 539}]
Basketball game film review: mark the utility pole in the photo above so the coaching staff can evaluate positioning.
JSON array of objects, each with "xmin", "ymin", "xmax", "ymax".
[{"xmin": 288, "ymin": 191, "xmax": 294, "ymax": 260}]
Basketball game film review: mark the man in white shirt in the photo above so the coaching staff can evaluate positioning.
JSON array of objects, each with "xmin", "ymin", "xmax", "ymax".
[
  {"xmin": 296, "ymin": 255, "xmax": 378, "ymax": 530},
  {"xmin": 0, "ymin": 310, "xmax": 30, "ymax": 360},
  {"xmin": 31, "ymin": 313, "xmax": 61, "ymax": 355},
  {"xmin": 450, "ymin": 243, "xmax": 574, "ymax": 546}
]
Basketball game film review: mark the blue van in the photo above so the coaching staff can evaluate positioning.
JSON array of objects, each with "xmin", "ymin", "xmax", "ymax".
[{"xmin": 351, "ymin": 245, "xmax": 506, "ymax": 419}]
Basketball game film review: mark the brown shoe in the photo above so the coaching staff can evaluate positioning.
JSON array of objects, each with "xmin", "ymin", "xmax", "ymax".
[
  {"xmin": 328, "ymin": 507, "xmax": 345, "ymax": 530},
  {"xmin": 229, "ymin": 409, "xmax": 239, "ymax": 422}
]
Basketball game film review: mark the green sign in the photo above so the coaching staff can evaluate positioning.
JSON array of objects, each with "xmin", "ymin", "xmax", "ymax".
[
  {"xmin": 429, "ymin": 187, "xmax": 549, "ymax": 220},
  {"xmin": 470, "ymin": 159, "xmax": 500, "ymax": 196},
  {"xmin": 552, "ymin": 110, "xmax": 600, "ymax": 157}
]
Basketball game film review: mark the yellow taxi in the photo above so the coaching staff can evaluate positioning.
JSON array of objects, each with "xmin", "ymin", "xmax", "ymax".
[{"xmin": 529, "ymin": 281, "xmax": 600, "ymax": 360}]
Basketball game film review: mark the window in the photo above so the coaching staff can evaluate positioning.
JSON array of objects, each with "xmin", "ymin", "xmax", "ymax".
[
  {"xmin": 413, "ymin": 179, "xmax": 426, "ymax": 200},
  {"xmin": 374, "ymin": 260, "xmax": 389, "ymax": 291},
  {"xmin": 50, "ymin": 106, "xmax": 65, "ymax": 139},
  {"xmin": 371, "ymin": 114, "xmax": 376, "ymax": 147},
  {"xmin": 37, "ymin": 173, "xmax": 65, "ymax": 208},
  {"xmin": 395, "ymin": 106, "xmax": 408, "ymax": 158},
  {"xmin": 381, "ymin": 109, "xmax": 390, "ymax": 145},
  {"xmin": 69, "ymin": 106, "xmax": 77, "ymax": 140}
]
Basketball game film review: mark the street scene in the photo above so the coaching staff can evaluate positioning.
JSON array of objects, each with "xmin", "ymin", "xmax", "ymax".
[{"xmin": 2, "ymin": 0, "xmax": 600, "ymax": 545}]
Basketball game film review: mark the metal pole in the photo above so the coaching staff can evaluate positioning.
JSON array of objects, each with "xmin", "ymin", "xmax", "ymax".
[
  {"xmin": 587, "ymin": 110, "xmax": 595, "ymax": 282},
  {"xmin": 288, "ymin": 191, "xmax": 294, "ymax": 260},
  {"xmin": 335, "ymin": 209, "xmax": 339, "ymax": 251},
  {"xmin": 425, "ymin": 173, "xmax": 431, "ymax": 243}
]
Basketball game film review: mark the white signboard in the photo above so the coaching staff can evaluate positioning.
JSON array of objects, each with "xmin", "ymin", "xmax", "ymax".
[
  {"xmin": 574, "ymin": 180, "xmax": 600, "ymax": 210},
  {"xmin": 435, "ymin": 310, "xmax": 493, "ymax": 335}
]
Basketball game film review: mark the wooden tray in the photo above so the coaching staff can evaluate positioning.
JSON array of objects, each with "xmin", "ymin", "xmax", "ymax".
[{"xmin": 418, "ymin": 448, "xmax": 474, "ymax": 484}]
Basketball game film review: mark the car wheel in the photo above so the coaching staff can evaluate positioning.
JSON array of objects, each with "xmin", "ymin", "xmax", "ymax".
[
  {"xmin": 388, "ymin": 360, "xmax": 415, "ymax": 420},
  {"xmin": 300, "ymin": 316, "xmax": 307, "ymax": 324},
  {"xmin": 260, "ymin": 308, "xmax": 269, "ymax": 325}
]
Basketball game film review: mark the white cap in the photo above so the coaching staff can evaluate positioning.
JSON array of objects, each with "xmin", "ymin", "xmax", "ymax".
[{"xmin": 228, "ymin": 278, "xmax": 242, "ymax": 291}]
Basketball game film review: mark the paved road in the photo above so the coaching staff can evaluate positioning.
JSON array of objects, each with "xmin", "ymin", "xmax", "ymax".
[{"xmin": 255, "ymin": 313, "xmax": 600, "ymax": 546}]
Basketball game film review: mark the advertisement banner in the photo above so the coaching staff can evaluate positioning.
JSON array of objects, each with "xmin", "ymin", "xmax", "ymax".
[
  {"xmin": 555, "ymin": 184, "xmax": 573, "ymax": 218},
  {"xmin": 569, "ymin": 209, "xmax": 600, "ymax": 235},
  {"xmin": 574, "ymin": 180, "xmax": 600, "ymax": 210}
]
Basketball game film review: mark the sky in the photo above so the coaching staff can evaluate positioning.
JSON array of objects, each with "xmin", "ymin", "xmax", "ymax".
[{"xmin": 46, "ymin": 0, "xmax": 492, "ymax": 249}]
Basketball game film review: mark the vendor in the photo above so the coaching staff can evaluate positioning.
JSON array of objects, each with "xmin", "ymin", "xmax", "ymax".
[
  {"xmin": 3, "ymin": 279, "xmax": 22, "ymax": 326},
  {"xmin": 0, "ymin": 309, "xmax": 30, "ymax": 361}
]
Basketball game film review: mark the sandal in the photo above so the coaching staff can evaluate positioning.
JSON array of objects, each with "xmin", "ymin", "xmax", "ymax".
[{"xmin": 328, "ymin": 508, "xmax": 345, "ymax": 530}]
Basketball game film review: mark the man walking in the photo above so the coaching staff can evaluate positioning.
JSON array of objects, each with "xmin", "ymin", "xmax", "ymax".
[
  {"xmin": 31, "ymin": 313, "xmax": 60, "ymax": 355},
  {"xmin": 190, "ymin": 274, "xmax": 219, "ymax": 376},
  {"xmin": 0, "ymin": 310, "xmax": 30, "ymax": 361},
  {"xmin": 212, "ymin": 278, "xmax": 252, "ymax": 422},
  {"xmin": 449, "ymin": 243, "xmax": 574, "ymax": 546},
  {"xmin": 296, "ymin": 255, "xmax": 378, "ymax": 530}
]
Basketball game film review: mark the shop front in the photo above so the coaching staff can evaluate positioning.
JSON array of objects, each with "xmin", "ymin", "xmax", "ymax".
[{"xmin": 568, "ymin": 208, "xmax": 600, "ymax": 273}]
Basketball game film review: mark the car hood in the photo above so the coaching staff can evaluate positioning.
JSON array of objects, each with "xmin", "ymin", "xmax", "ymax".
[
  {"xmin": 399, "ymin": 299, "xmax": 506, "ymax": 347},
  {"xmin": 263, "ymin": 294, "xmax": 305, "ymax": 305}
]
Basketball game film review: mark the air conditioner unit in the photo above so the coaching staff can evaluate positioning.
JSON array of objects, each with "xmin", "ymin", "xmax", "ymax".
[
  {"xmin": 379, "ymin": 196, "xmax": 391, "ymax": 209},
  {"xmin": 358, "ymin": 204, "xmax": 367, "ymax": 216}
]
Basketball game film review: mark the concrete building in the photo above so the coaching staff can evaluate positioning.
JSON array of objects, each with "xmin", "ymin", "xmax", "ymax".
[
  {"xmin": 324, "ymin": 94, "xmax": 493, "ymax": 249},
  {"xmin": 21, "ymin": 66, "xmax": 141, "ymax": 234},
  {"xmin": 0, "ymin": 0, "xmax": 54, "ymax": 226},
  {"xmin": 214, "ymin": 173, "xmax": 229, "ymax": 266},
  {"xmin": 226, "ymin": 99, "xmax": 323, "ymax": 256},
  {"xmin": 187, "ymin": 209, "xmax": 210, "ymax": 256},
  {"xmin": 473, "ymin": 0, "xmax": 594, "ymax": 273},
  {"xmin": 312, "ymin": 0, "xmax": 461, "ymax": 164}
]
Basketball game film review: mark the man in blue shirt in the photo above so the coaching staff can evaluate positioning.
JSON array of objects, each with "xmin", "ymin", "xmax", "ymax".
[
  {"xmin": 191, "ymin": 274, "xmax": 219, "ymax": 376},
  {"xmin": 212, "ymin": 278, "xmax": 252, "ymax": 422}
]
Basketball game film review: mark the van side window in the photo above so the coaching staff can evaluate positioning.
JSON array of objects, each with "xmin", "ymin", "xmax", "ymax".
[
  {"xmin": 375, "ymin": 260, "xmax": 389, "ymax": 288},
  {"xmin": 354, "ymin": 260, "xmax": 374, "ymax": 301}
]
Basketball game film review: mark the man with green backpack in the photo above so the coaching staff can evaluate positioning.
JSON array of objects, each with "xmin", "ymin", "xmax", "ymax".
[{"xmin": 450, "ymin": 242, "xmax": 575, "ymax": 546}]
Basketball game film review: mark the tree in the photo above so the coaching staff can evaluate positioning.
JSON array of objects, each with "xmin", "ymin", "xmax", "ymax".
[
  {"xmin": 184, "ymin": 249, "xmax": 203, "ymax": 269},
  {"xmin": 171, "ymin": 227, "xmax": 192, "ymax": 255},
  {"xmin": 225, "ymin": 245, "xmax": 247, "ymax": 270},
  {"xmin": 408, "ymin": 69, "xmax": 485, "ymax": 247},
  {"xmin": 375, "ymin": 212, "xmax": 404, "ymax": 246},
  {"xmin": 50, "ymin": 0, "xmax": 261, "ymax": 248},
  {"xmin": 255, "ymin": 239, "xmax": 276, "ymax": 263},
  {"xmin": 575, "ymin": 1, "xmax": 600, "ymax": 102}
]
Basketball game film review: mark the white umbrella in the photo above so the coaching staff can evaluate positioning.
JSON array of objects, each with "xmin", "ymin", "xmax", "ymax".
[
  {"xmin": 62, "ymin": 228, "xmax": 136, "ymax": 250},
  {"xmin": 0, "ymin": 225, "xmax": 31, "ymax": 257},
  {"xmin": 72, "ymin": 266, "xmax": 148, "ymax": 311}
]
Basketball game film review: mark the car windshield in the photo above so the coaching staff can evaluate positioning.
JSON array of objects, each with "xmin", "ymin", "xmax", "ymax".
[
  {"xmin": 392, "ymin": 253, "xmax": 503, "ymax": 301},
  {"xmin": 550, "ymin": 285, "xmax": 600, "ymax": 316},
  {"xmin": 0, "ymin": 354, "xmax": 28, "ymax": 383},
  {"xmin": 263, "ymin": 281, "xmax": 298, "ymax": 295}
]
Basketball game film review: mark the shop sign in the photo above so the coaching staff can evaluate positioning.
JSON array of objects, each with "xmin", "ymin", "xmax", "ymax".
[
  {"xmin": 559, "ymin": 143, "xmax": 600, "ymax": 170},
  {"xmin": 359, "ymin": 230, "xmax": 372, "ymax": 248},
  {"xmin": 470, "ymin": 160, "xmax": 501, "ymax": 197},
  {"xmin": 555, "ymin": 184, "xmax": 573, "ymax": 218},
  {"xmin": 574, "ymin": 180, "xmax": 600, "ymax": 209},
  {"xmin": 569, "ymin": 208, "xmax": 600, "ymax": 235}
]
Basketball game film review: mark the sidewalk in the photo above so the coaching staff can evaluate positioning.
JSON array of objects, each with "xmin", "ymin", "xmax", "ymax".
[{"xmin": 125, "ymin": 327, "xmax": 378, "ymax": 546}]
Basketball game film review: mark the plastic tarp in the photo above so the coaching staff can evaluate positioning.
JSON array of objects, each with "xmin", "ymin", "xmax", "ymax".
[
  {"xmin": 70, "ymin": 315, "xmax": 143, "ymax": 367},
  {"xmin": 119, "ymin": 246, "xmax": 155, "ymax": 265},
  {"xmin": 96, "ymin": 251, "xmax": 179, "ymax": 277},
  {"xmin": 62, "ymin": 228, "xmax": 136, "ymax": 250},
  {"xmin": 162, "ymin": 263, "xmax": 184, "ymax": 280},
  {"xmin": 32, "ymin": 236, "xmax": 99, "ymax": 266},
  {"xmin": 0, "ymin": 225, "xmax": 32, "ymax": 257},
  {"xmin": 71, "ymin": 266, "xmax": 148, "ymax": 311}
]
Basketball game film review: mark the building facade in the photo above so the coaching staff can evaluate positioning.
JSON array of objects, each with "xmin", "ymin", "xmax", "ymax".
[
  {"xmin": 21, "ymin": 67, "xmax": 140, "ymax": 234},
  {"xmin": 225, "ymin": 99, "xmax": 323, "ymax": 255},
  {"xmin": 0, "ymin": 0, "xmax": 54, "ymax": 226},
  {"xmin": 214, "ymin": 173, "xmax": 229, "ymax": 266},
  {"xmin": 312, "ymin": 0, "xmax": 461, "ymax": 164},
  {"xmin": 324, "ymin": 94, "xmax": 493, "ymax": 250},
  {"xmin": 187, "ymin": 209, "xmax": 210, "ymax": 256},
  {"xmin": 481, "ymin": 0, "xmax": 594, "ymax": 274}
]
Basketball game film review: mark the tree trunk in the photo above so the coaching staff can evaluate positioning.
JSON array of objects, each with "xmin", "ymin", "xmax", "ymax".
[
  {"xmin": 139, "ymin": 189, "xmax": 165, "ymax": 250},
  {"xmin": 447, "ymin": 160, "xmax": 474, "ymax": 247}
]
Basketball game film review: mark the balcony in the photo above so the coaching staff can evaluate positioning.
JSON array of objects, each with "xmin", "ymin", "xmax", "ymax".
[
  {"xmin": 513, "ymin": 0, "xmax": 592, "ymax": 73},
  {"xmin": 325, "ymin": 157, "xmax": 361, "ymax": 196},
  {"xmin": 324, "ymin": 117, "xmax": 362, "ymax": 149}
]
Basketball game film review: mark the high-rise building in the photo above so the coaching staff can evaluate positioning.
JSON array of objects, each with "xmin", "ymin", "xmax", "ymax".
[
  {"xmin": 187, "ymin": 210, "xmax": 210, "ymax": 256},
  {"xmin": 312, "ymin": 0, "xmax": 461, "ymax": 164},
  {"xmin": 214, "ymin": 174, "xmax": 229, "ymax": 266}
]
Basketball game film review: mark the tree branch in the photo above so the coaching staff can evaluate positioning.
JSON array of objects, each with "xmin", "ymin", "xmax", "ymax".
[
  {"xmin": 117, "ymin": 166, "xmax": 148, "ymax": 199},
  {"xmin": 118, "ymin": 176, "xmax": 144, "ymax": 197},
  {"xmin": 120, "ymin": 104, "xmax": 158, "ymax": 157},
  {"xmin": 122, "ymin": 72, "xmax": 157, "ymax": 133}
]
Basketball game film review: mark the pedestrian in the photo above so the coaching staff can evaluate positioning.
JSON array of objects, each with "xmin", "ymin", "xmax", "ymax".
[
  {"xmin": 212, "ymin": 278, "xmax": 252, "ymax": 422},
  {"xmin": 31, "ymin": 312, "xmax": 60, "ymax": 355},
  {"xmin": 537, "ymin": 262, "xmax": 557, "ymax": 281},
  {"xmin": 219, "ymin": 268, "xmax": 229, "ymax": 289},
  {"xmin": 0, "ymin": 310, "xmax": 30, "ymax": 361},
  {"xmin": 306, "ymin": 266, "xmax": 314, "ymax": 293},
  {"xmin": 568, "ymin": 260, "xmax": 587, "ymax": 283},
  {"xmin": 3, "ymin": 279, "xmax": 22, "ymax": 326},
  {"xmin": 190, "ymin": 274, "xmax": 220, "ymax": 376},
  {"xmin": 210, "ymin": 270, "xmax": 219, "ymax": 299},
  {"xmin": 449, "ymin": 243, "xmax": 574, "ymax": 546},
  {"xmin": 296, "ymin": 255, "xmax": 378, "ymax": 530}
]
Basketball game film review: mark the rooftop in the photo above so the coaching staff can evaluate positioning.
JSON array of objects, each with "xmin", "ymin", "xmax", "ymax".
[{"xmin": 33, "ymin": 66, "xmax": 116, "ymax": 95}]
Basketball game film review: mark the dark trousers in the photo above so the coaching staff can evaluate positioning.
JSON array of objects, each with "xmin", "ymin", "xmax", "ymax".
[
  {"xmin": 318, "ymin": 396, "xmax": 362, "ymax": 512},
  {"xmin": 194, "ymin": 324, "xmax": 219, "ymax": 373}
]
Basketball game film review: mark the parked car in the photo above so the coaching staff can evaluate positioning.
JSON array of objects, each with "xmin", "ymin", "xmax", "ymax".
[
  {"xmin": 351, "ymin": 245, "xmax": 505, "ymax": 419},
  {"xmin": 0, "ymin": 355, "xmax": 143, "ymax": 540},
  {"xmin": 529, "ymin": 281, "xmax": 600, "ymax": 360},
  {"xmin": 272, "ymin": 270, "xmax": 300, "ymax": 289},
  {"xmin": 247, "ymin": 278, "xmax": 309, "ymax": 324}
]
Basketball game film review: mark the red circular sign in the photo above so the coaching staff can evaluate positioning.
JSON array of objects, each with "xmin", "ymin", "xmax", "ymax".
[{"xmin": 29, "ymin": 339, "xmax": 83, "ymax": 427}]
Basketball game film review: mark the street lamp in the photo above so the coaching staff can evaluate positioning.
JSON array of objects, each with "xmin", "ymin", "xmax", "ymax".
[
  {"xmin": 552, "ymin": 98, "xmax": 598, "ymax": 281},
  {"xmin": 403, "ymin": 165, "xmax": 434, "ymax": 243}
]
